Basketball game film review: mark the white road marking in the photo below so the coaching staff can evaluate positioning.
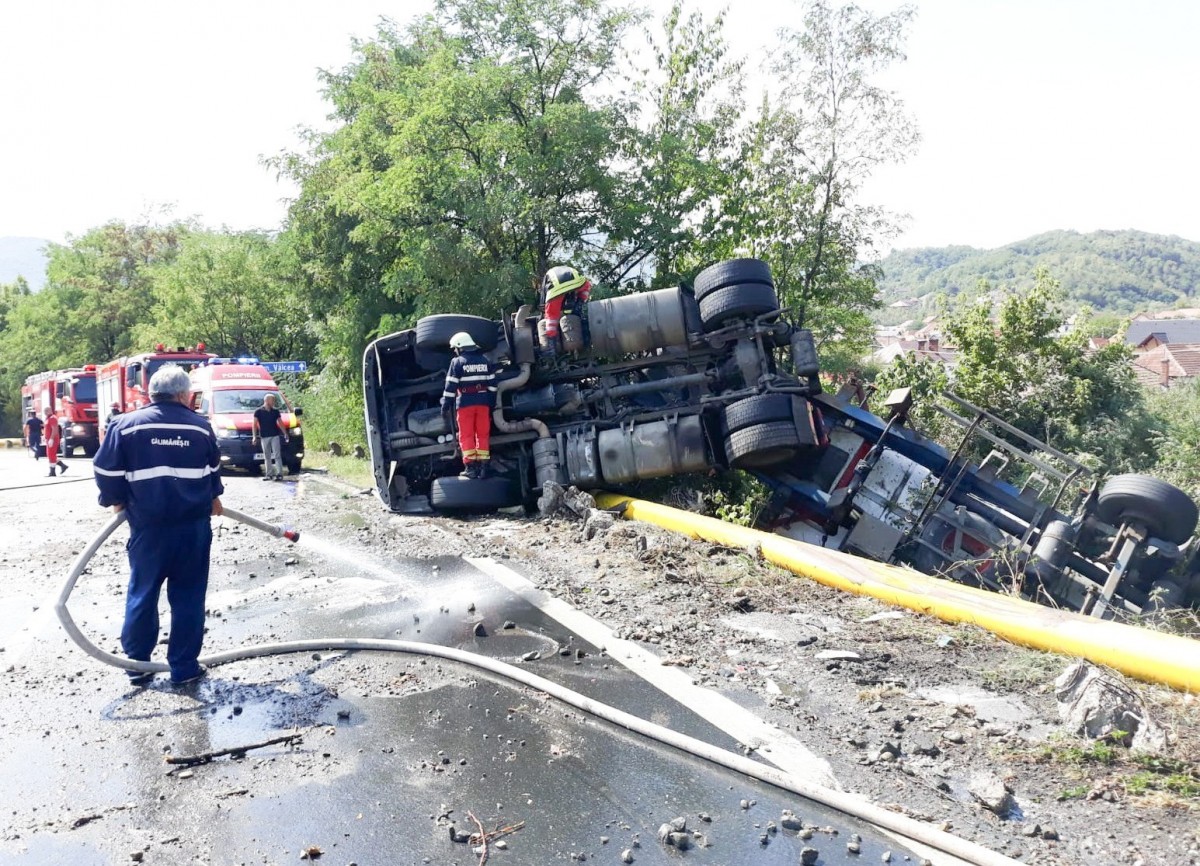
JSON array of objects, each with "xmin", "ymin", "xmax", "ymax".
[{"xmin": 466, "ymin": 555, "xmax": 840, "ymax": 790}]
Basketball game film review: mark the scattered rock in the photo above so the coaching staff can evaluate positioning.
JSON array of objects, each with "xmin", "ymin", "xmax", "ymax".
[
  {"xmin": 328, "ymin": 442, "xmax": 344, "ymax": 456},
  {"xmin": 502, "ymin": 620, "xmax": 516, "ymax": 630},
  {"xmin": 352, "ymin": 444, "xmax": 366, "ymax": 459},
  {"xmin": 521, "ymin": 650, "xmax": 540, "ymax": 661},
  {"xmin": 1056, "ymin": 661, "xmax": 1167, "ymax": 753},
  {"xmin": 582, "ymin": 508, "xmax": 616, "ymax": 541},
  {"xmin": 473, "ymin": 621, "xmax": 487, "ymax": 637},
  {"xmin": 815, "ymin": 649, "xmax": 861, "ymax": 661},
  {"xmin": 620, "ymin": 850, "xmax": 634, "ymax": 864},
  {"xmin": 969, "ymin": 771, "xmax": 1015, "ymax": 816},
  {"xmin": 801, "ymin": 847, "xmax": 819, "ymax": 865},
  {"xmin": 780, "ymin": 812, "xmax": 803, "ymax": 831}
]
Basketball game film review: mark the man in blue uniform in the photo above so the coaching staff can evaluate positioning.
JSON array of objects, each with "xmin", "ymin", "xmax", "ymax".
[{"xmin": 93, "ymin": 364, "xmax": 224, "ymax": 687}]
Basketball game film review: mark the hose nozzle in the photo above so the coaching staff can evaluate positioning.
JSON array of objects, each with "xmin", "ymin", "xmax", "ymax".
[{"xmin": 283, "ymin": 529, "xmax": 300, "ymax": 543}]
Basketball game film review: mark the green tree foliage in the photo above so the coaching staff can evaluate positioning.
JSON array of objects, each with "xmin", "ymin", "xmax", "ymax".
[
  {"xmin": 138, "ymin": 230, "xmax": 316, "ymax": 362},
  {"xmin": 1144, "ymin": 378, "xmax": 1200, "ymax": 500},
  {"xmin": 877, "ymin": 229, "xmax": 1200, "ymax": 319},
  {"xmin": 276, "ymin": 0, "xmax": 643, "ymax": 377},
  {"xmin": 881, "ymin": 268, "xmax": 1158, "ymax": 473},
  {"xmin": 691, "ymin": 1, "xmax": 919, "ymax": 358}
]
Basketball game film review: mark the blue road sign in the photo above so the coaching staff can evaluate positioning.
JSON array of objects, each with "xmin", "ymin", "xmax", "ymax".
[{"xmin": 262, "ymin": 361, "xmax": 309, "ymax": 374}]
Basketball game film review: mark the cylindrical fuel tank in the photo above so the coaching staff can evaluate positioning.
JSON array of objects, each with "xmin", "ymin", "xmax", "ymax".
[
  {"xmin": 533, "ymin": 437, "xmax": 564, "ymax": 488},
  {"xmin": 598, "ymin": 415, "xmax": 708, "ymax": 484},
  {"xmin": 565, "ymin": 427, "xmax": 602, "ymax": 487},
  {"xmin": 588, "ymin": 288, "xmax": 688, "ymax": 358},
  {"xmin": 1031, "ymin": 520, "xmax": 1075, "ymax": 583}
]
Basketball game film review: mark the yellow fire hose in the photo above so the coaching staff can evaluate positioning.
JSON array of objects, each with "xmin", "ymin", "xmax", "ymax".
[{"xmin": 596, "ymin": 493, "xmax": 1200, "ymax": 693}]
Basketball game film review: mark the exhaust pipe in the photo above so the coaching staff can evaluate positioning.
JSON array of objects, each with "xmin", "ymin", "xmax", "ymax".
[{"xmin": 491, "ymin": 362, "xmax": 550, "ymax": 439}]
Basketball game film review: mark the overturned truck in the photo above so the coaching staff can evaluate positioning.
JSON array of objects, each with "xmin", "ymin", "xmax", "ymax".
[{"xmin": 364, "ymin": 258, "xmax": 1200, "ymax": 615}]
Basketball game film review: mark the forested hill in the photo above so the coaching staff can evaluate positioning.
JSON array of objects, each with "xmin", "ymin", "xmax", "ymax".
[{"xmin": 877, "ymin": 229, "xmax": 1200, "ymax": 316}]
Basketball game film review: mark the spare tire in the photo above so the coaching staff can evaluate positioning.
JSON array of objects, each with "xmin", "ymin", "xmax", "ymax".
[
  {"xmin": 415, "ymin": 314, "xmax": 499, "ymax": 351},
  {"xmin": 698, "ymin": 283, "xmax": 779, "ymax": 330},
  {"xmin": 694, "ymin": 258, "xmax": 774, "ymax": 302},
  {"xmin": 430, "ymin": 476, "xmax": 520, "ymax": 512},
  {"xmin": 1095, "ymin": 474, "xmax": 1199, "ymax": 545},
  {"xmin": 725, "ymin": 421, "xmax": 802, "ymax": 469},
  {"xmin": 722, "ymin": 394, "xmax": 795, "ymax": 436}
]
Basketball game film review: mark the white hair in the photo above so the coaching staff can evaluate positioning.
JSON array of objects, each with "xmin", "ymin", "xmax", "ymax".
[{"xmin": 148, "ymin": 364, "xmax": 192, "ymax": 401}]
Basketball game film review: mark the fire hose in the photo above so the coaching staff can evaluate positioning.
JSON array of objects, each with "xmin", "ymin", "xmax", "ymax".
[{"xmin": 57, "ymin": 506, "xmax": 1020, "ymax": 866}]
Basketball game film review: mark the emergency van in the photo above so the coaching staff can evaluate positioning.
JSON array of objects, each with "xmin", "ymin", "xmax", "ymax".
[
  {"xmin": 188, "ymin": 358, "xmax": 304, "ymax": 474},
  {"xmin": 21, "ymin": 367, "xmax": 100, "ymax": 455}
]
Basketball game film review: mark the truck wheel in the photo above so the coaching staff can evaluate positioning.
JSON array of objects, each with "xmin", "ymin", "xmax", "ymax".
[
  {"xmin": 725, "ymin": 421, "xmax": 802, "ymax": 469},
  {"xmin": 286, "ymin": 460, "xmax": 302, "ymax": 475},
  {"xmin": 693, "ymin": 258, "xmax": 774, "ymax": 302},
  {"xmin": 415, "ymin": 315, "xmax": 499, "ymax": 352},
  {"xmin": 83, "ymin": 444, "xmax": 98, "ymax": 458},
  {"xmin": 430, "ymin": 476, "xmax": 520, "ymax": 512},
  {"xmin": 1095, "ymin": 474, "xmax": 1199, "ymax": 545},
  {"xmin": 722, "ymin": 394, "xmax": 795, "ymax": 436},
  {"xmin": 698, "ymin": 283, "xmax": 779, "ymax": 331}
]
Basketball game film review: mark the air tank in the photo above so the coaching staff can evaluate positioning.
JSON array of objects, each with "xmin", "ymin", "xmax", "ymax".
[
  {"xmin": 598, "ymin": 415, "xmax": 708, "ymax": 484},
  {"xmin": 588, "ymin": 288, "xmax": 688, "ymax": 358}
]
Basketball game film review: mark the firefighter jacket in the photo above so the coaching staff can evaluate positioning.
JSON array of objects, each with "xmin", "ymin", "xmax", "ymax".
[
  {"xmin": 441, "ymin": 349, "xmax": 498, "ymax": 411},
  {"xmin": 93, "ymin": 400, "xmax": 224, "ymax": 530}
]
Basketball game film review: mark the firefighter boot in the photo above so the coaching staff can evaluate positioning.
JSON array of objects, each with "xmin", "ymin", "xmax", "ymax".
[
  {"xmin": 475, "ymin": 460, "xmax": 490, "ymax": 480},
  {"xmin": 57, "ymin": 461, "xmax": 68, "ymax": 475},
  {"xmin": 459, "ymin": 462, "xmax": 474, "ymax": 480},
  {"xmin": 48, "ymin": 467, "xmax": 56, "ymax": 477}
]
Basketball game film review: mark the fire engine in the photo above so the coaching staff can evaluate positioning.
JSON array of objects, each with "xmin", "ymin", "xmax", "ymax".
[
  {"xmin": 21, "ymin": 367, "xmax": 100, "ymax": 456},
  {"xmin": 96, "ymin": 344, "xmax": 214, "ymax": 438}
]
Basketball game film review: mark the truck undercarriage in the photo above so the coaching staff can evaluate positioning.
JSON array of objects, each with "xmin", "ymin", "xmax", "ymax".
[{"xmin": 364, "ymin": 258, "xmax": 1200, "ymax": 617}]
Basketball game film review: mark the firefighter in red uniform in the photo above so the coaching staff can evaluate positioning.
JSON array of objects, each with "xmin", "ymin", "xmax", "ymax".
[
  {"xmin": 43, "ymin": 407, "xmax": 68, "ymax": 476},
  {"xmin": 441, "ymin": 332, "xmax": 497, "ymax": 479},
  {"xmin": 540, "ymin": 265, "xmax": 592, "ymax": 340}
]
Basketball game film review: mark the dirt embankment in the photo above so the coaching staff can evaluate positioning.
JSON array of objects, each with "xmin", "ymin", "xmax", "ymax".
[{"xmin": 359, "ymin": 491, "xmax": 1200, "ymax": 866}]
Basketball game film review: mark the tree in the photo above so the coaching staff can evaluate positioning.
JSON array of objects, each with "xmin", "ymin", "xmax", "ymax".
[
  {"xmin": 276, "ymin": 0, "xmax": 643, "ymax": 377},
  {"xmin": 138, "ymin": 230, "xmax": 315, "ymax": 362},
  {"xmin": 687, "ymin": 1, "xmax": 919, "ymax": 358},
  {"xmin": 941, "ymin": 268, "xmax": 1156, "ymax": 472},
  {"xmin": 43, "ymin": 221, "xmax": 185, "ymax": 362}
]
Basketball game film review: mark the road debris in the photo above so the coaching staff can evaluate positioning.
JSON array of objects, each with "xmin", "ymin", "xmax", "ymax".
[{"xmin": 165, "ymin": 731, "xmax": 304, "ymax": 766}]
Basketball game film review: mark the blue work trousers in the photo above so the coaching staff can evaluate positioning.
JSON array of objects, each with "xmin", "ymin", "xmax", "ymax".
[{"xmin": 120, "ymin": 518, "xmax": 212, "ymax": 682}]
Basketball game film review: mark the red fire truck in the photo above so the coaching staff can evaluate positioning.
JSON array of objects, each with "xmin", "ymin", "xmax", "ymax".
[
  {"xmin": 96, "ymin": 344, "xmax": 214, "ymax": 438},
  {"xmin": 21, "ymin": 367, "xmax": 101, "ymax": 456}
]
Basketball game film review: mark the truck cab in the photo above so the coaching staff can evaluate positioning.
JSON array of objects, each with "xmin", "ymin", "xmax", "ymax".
[
  {"xmin": 21, "ymin": 367, "xmax": 101, "ymax": 456},
  {"xmin": 188, "ymin": 359, "xmax": 305, "ymax": 474},
  {"xmin": 97, "ymin": 344, "xmax": 215, "ymax": 437}
]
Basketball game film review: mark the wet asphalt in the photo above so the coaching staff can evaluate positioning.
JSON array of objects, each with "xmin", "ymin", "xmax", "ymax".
[{"xmin": 0, "ymin": 449, "xmax": 919, "ymax": 865}]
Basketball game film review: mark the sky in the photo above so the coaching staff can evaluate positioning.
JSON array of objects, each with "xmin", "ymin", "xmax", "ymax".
[{"xmin": 1, "ymin": 0, "xmax": 1197, "ymax": 252}]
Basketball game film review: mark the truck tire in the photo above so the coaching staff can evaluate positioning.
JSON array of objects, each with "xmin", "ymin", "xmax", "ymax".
[
  {"xmin": 1095, "ymin": 474, "xmax": 1199, "ymax": 545},
  {"xmin": 430, "ymin": 476, "xmax": 520, "ymax": 512},
  {"xmin": 286, "ymin": 460, "xmax": 302, "ymax": 475},
  {"xmin": 722, "ymin": 394, "xmax": 794, "ymax": 436},
  {"xmin": 693, "ymin": 258, "xmax": 773, "ymax": 302},
  {"xmin": 725, "ymin": 420, "xmax": 802, "ymax": 469},
  {"xmin": 698, "ymin": 283, "xmax": 779, "ymax": 331},
  {"xmin": 415, "ymin": 315, "xmax": 499, "ymax": 352}
]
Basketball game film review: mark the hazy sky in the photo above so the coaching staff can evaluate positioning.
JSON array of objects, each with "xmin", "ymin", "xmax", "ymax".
[{"xmin": 1, "ymin": 0, "xmax": 1197, "ymax": 251}]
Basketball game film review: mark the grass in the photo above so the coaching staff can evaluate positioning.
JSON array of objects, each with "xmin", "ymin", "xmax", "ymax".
[
  {"xmin": 1033, "ymin": 733, "xmax": 1200, "ymax": 807},
  {"xmin": 979, "ymin": 648, "xmax": 1066, "ymax": 691},
  {"xmin": 309, "ymin": 452, "xmax": 374, "ymax": 488}
]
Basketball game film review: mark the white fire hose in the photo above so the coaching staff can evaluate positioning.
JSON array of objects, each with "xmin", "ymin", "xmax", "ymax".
[{"xmin": 56, "ymin": 506, "xmax": 1020, "ymax": 866}]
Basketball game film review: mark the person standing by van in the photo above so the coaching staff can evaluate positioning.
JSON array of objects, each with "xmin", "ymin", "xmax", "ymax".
[{"xmin": 252, "ymin": 393, "xmax": 289, "ymax": 481}]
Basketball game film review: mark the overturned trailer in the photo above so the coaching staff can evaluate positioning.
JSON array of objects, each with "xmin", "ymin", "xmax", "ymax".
[{"xmin": 363, "ymin": 258, "xmax": 1200, "ymax": 616}]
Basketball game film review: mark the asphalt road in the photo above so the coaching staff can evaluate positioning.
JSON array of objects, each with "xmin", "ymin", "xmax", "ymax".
[{"xmin": 0, "ymin": 448, "xmax": 920, "ymax": 865}]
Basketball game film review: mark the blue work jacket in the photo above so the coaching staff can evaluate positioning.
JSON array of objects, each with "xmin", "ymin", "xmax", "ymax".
[{"xmin": 93, "ymin": 400, "xmax": 224, "ymax": 529}]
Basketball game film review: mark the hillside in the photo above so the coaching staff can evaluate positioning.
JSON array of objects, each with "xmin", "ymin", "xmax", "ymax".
[
  {"xmin": 876, "ymin": 229, "xmax": 1200, "ymax": 323},
  {"xmin": 0, "ymin": 237, "xmax": 49, "ymax": 290}
]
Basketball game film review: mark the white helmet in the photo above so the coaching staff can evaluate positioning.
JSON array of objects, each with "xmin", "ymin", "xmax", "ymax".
[{"xmin": 449, "ymin": 332, "xmax": 477, "ymax": 350}]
